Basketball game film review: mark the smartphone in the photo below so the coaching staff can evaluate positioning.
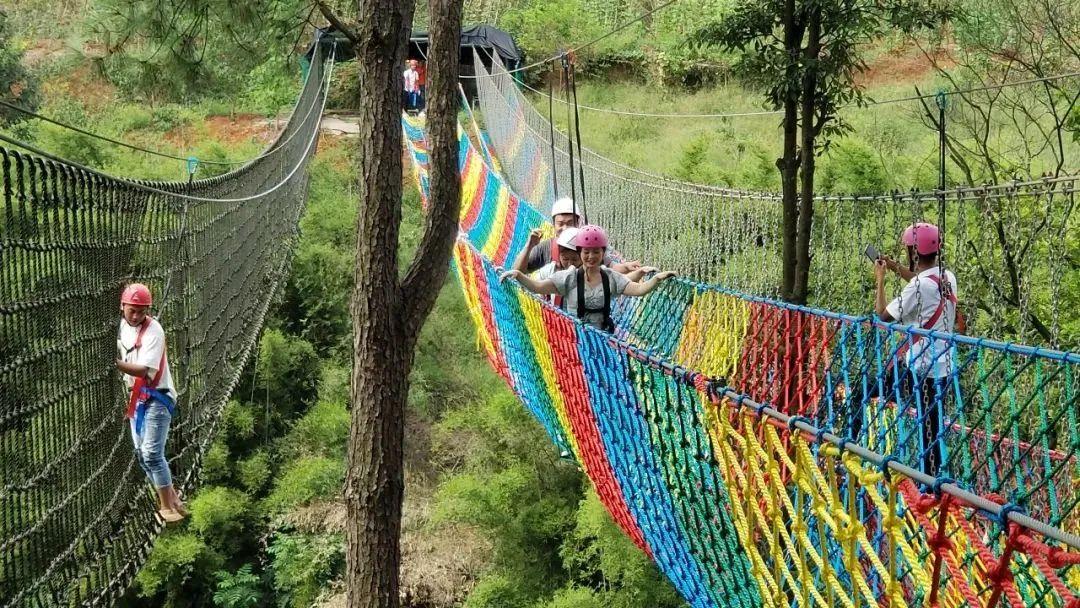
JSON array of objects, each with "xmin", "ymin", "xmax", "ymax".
[{"xmin": 864, "ymin": 244, "xmax": 881, "ymax": 263}]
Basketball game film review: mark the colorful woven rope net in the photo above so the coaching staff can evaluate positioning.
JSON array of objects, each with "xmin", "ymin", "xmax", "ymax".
[{"xmin": 403, "ymin": 113, "xmax": 1080, "ymax": 608}]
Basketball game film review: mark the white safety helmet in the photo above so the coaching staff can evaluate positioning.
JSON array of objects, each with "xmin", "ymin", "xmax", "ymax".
[
  {"xmin": 550, "ymin": 196, "xmax": 580, "ymax": 219},
  {"xmin": 556, "ymin": 227, "xmax": 581, "ymax": 250}
]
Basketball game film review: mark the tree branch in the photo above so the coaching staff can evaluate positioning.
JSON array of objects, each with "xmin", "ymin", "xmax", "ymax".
[
  {"xmin": 400, "ymin": 0, "xmax": 463, "ymax": 333},
  {"xmin": 315, "ymin": 0, "xmax": 358, "ymax": 44}
]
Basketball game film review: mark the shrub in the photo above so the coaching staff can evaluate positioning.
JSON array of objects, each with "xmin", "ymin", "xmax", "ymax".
[
  {"xmin": 287, "ymin": 400, "xmax": 349, "ymax": 459},
  {"xmin": 818, "ymin": 138, "xmax": 890, "ymax": 194},
  {"xmin": 256, "ymin": 329, "xmax": 320, "ymax": 423},
  {"xmin": 135, "ymin": 532, "xmax": 223, "ymax": 603},
  {"xmin": 462, "ymin": 573, "xmax": 535, "ymax": 608},
  {"xmin": 267, "ymin": 532, "xmax": 345, "ymax": 608},
  {"xmin": 265, "ymin": 456, "xmax": 344, "ymax": 514},
  {"xmin": 237, "ymin": 450, "xmax": 272, "ymax": 494},
  {"xmin": 189, "ymin": 487, "xmax": 255, "ymax": 552},
  {"xmin": 201, "ymin": 439, "xmax": 232, "ymax": 486}
]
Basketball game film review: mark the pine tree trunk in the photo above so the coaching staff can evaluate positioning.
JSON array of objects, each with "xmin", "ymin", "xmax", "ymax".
[
  {"xmin": 345, "ymin": 0, "xmax": 462, "ymax": 604},
  {"xmin": 792, "ymin": 8, "xmax": 821, "ymax": 306},
  {"xmin": 345, "ymin": 0, "xmax": 415, "ymax": 605}
]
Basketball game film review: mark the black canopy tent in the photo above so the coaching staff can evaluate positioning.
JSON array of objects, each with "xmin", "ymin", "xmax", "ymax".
[{"xmin": 305, "ymin": 24, "xmax": 524, "ymax": 99}]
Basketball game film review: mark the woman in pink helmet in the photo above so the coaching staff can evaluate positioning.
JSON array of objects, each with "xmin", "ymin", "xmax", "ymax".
[
  {"xmin": 500, "ymin": 225, "xmax": 675, "ymax": 331},
  {"xmin": 116, "ymin": 283, "xmax": 187, "ymax": 523},
  {"xmin": 868, "ymin": 222, "xmax": 960, "ymax": 476}
]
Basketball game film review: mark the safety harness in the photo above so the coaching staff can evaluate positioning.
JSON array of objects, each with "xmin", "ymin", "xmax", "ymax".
[
  {"xmin": 575, "ymin": 267, "xmax": 614, "ymax": 333},
  {"xmin": 895, "ymin": 273, "xmax": 958, "ymax": 365},
  {"xmin": 122, "ymin": 317, "xmax": 175, "ymax": 435}
]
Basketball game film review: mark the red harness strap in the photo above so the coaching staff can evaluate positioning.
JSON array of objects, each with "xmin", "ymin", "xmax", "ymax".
[
  {"xmin": 896, "ymin": 273, "xmax": 958, "ymax": 362},
  {"xmin": 124, "ymin": 318, "xmax": 167, "ymax": 419}
]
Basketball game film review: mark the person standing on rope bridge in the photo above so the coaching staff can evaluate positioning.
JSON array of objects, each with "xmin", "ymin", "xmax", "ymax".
[
  {"xmin": 872, "ymin": 222, "xmax": 958, "ymax": 476},
  {"xmin": 403, "ymin": 60, "xmax": 420, "ymax": 113},
  {"xmin": 511, "ymin": 197, "xmax": 640, "ymax": 276},
  {"xmin": 501, "ymin": 225, "xmax": 674, "ymax": 331},
  {"xmin": 115, "ymin": 283, "xmax": 187, "ymax": 523}
]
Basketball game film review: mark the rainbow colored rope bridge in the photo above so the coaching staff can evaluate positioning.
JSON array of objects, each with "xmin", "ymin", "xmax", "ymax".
[{"xmin": 403, "ymin": 113, "xmax": 1080, "ymax": 608}]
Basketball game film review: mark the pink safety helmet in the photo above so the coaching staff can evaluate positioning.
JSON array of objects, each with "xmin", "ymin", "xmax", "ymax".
[
  {"xmin": 574, "ymin": 224, "xmax": 608, "ymax": 249},
  {"xmin": 121, "ymin": 283, "xmax": 153, "ymax": 307},
  {"xmin": 901, "ymin": 222, "xmax": 941, "ymax": 255}
]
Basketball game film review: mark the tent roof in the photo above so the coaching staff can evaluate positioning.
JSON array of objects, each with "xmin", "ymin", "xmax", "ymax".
[{"xmin": 306, "ymin": 24, "xmax": 524, "ymax": 65}]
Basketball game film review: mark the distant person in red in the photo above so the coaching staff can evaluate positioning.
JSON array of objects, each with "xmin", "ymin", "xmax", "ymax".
[
  {"xmin": 416, "ymin": 60, "xmax": 427, "ymax": 112},
  {"xmin": 116, "ymin": 283, "xmax": 187, "ymax": 523}
]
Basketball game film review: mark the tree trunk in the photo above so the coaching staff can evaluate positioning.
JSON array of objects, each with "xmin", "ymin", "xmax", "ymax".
[
  {"xmin": 345, "ymin": 0, "xmax": 461, "ymax": 604},
  {"xmin": 777, "ymin": 0, "xmax": 803, "ymax": 302},
  {"xmin": 792, "ymin": 8, "xmax": 820, "ymax": 305}
]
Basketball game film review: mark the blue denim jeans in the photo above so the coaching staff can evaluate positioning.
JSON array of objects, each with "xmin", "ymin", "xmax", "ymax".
[{"xmin": 130, "ymin": 399, "xmax": 173, "ymax": 488}]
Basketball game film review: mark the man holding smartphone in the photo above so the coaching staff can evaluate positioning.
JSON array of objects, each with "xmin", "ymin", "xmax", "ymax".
[{"xmin": 866, "ymin": 222, "xmax": 958, "ymax": 476}]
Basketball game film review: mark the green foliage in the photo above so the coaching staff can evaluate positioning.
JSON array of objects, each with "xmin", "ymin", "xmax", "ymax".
[
  {"xmin": 265, "ymin": 456, "xmax": 344, "ymax": 514},
  {"xmin": 464, "ymin": 573, "xmax": 537, "ymax": 608},
  {"xmin": 202, "ymin": 439, "xmax": 233, "ymax": 486},
  {"xmin": 818, "ymin": 138, "xmax": 891, "ymax": 194},
  {"xmin": 257, "ymin": 329, "xmax": 320, "ymax": 422},
  {"xmin": 674, "ymin": 134, "xmax": 722, "ymax": 184},
  {"xmin": 502, "ymin": 0, "xmax": 607, "ymax": 68},
  {"xmin": 280, "ymin": 150, "xmax": 357, "ymax": 354},
  {"xmin": 286, "ymin": 400, "xmax": 349, "ymax": 459},
  {"xmin": 267, "ymin": 532, "xmax": 345, "ymax": 608},
  {"xmin": 135, "ymin": 532, "xmax": 223, "ymax": 605},
  {"xmin": 0, "ymin": 10, "xmax": 40, "ymax": 126},
  {"xmin": 537, "ymin": 587, "xmax": 603, "ymax": 608},
  {"xmin": 189, "ymin": 487, "xmax": 256, "ymax": 551},
  {"xmin": 242, "ymin": 54, "xmax": 302, "ymax": 115},
  {"xmin": 213, "ymin": 564, "xmax": 263, "ymax": 608},
  {"xmin": 85, "ymin": 0, "xmax": 307, "ymax": 102},
  {"xmin": 560, "ymin": 492, "xmax": 682, "ymax": 608},
  {"xmin": 238, "ymin": 450, "xmax": 272, "ymax": 494},
  {"xmin": 432, "ymin": 393, "xmax": 582, "ymax": 601}
]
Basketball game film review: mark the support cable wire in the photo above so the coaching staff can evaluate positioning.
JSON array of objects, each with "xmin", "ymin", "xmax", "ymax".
[{"xmin": 510, "ymin": 68, "xmax": 1080, "ymax": 119}]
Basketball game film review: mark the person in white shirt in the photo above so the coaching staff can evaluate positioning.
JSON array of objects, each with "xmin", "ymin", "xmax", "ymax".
[
  {"xmin": 500, "ymin": 225, "xmax": 674, "ymax": 332},
  {"xmin": 116, "ymin": 283, "xmax": 187, "ymax": 523},
  {"xmin": 403, "ymin": 60, "xmax": 420, "ymax": 111},
  {"xmin": 872, "ymin": 222, "xmax": 958, "ymax": 475}
]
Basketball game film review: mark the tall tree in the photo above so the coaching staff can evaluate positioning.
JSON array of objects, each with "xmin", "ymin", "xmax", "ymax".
[
  {"xmin": 695, "ymin": 0, "xmax": 943, "ymax": 304},
  {"xmin": 325, "ymin": 0, "xmax": 464, "ymax": 606}
]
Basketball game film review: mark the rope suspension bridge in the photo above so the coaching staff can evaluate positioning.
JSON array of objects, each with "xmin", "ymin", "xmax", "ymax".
[
  {"xmin": 404, "ymin": 52, "xmax": 1080, "ymax": 608},
  {"xmin": 0, "ymin": 41, "xmax": 334, "ymax": 607},
  {"xmin": 0, "ymin": 19, "xmax": 1078, "ymax": 608}
]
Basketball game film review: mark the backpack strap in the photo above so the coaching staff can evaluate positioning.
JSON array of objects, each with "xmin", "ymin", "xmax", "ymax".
[{"xmin": 575, "ymin": 267, "xmax": 614, "ymax": 331}]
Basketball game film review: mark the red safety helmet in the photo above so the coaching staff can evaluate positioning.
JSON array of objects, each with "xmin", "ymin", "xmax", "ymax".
[{"xmin": 121, "ymin": 283, "xmax": 153, "ymax": 307}]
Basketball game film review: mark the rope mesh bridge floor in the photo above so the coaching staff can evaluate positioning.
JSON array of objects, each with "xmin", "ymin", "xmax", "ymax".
[
  {"xmin": 404, "ymin": 111, "xmax": 1080, "ymax": 607},
  {"xmin": 471, "ymin": 53, "xmax": 1079, "ymax": 351},
  {"xmin": 0, "ymin": 41, "xmax": 334, "ymax": 608}
]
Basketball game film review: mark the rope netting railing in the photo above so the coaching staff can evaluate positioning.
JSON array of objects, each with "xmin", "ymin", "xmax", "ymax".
[
  {"xmin": 404, "ymin": 112, "xmax": 1080, "ymax": 608},
  {"xmin": 0, "ymin": 41, "xmax": 334, "ymax": 608},
  {"xmin": 471, "ymin": 53, "xmax": 1079, "ymax": 350}
]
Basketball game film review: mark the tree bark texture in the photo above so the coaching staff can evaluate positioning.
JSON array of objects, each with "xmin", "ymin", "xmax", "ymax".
[
  {"xmin": 793, "ymin": 8, "xmax": 821, "ymax": 305},
  {"xmin": 778, "ymin": 0, "xmax": 803, "ymax": 302},
  {"xmin": 345, "ymin": 0, "xmax": 461, "ymax": 605}
]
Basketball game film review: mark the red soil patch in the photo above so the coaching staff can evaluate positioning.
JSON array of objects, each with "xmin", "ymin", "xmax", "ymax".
[
  {"xmin": 204, "ymin": 114, "xmax": 277, "ymax": 145},
  {"xmin": 857, "ymin": 41, "xmax": 957, "ymax": 88},
  {"xmin": 41, "ymin": 62, "xmax": 117, "ymax": 111}
]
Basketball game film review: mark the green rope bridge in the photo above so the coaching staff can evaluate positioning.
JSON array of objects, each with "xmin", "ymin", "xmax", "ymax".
[{"xmin": 0, "ymin": 40, "xmax": 334, "ymax": 608}]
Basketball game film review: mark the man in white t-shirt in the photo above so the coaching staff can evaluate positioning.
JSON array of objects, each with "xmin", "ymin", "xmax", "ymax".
[
  {"xmin": 872, "ymin": 222, "xmax": 958, "ymax": 475},
  {"xmin": 116, "ymin": 283, "xmax": 186, "ymax": 523}
]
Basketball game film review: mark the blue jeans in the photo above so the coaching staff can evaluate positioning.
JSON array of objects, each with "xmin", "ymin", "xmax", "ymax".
[{"xmin": 130, "ymin": 399, "xmax": 173, "ymax": 488}]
